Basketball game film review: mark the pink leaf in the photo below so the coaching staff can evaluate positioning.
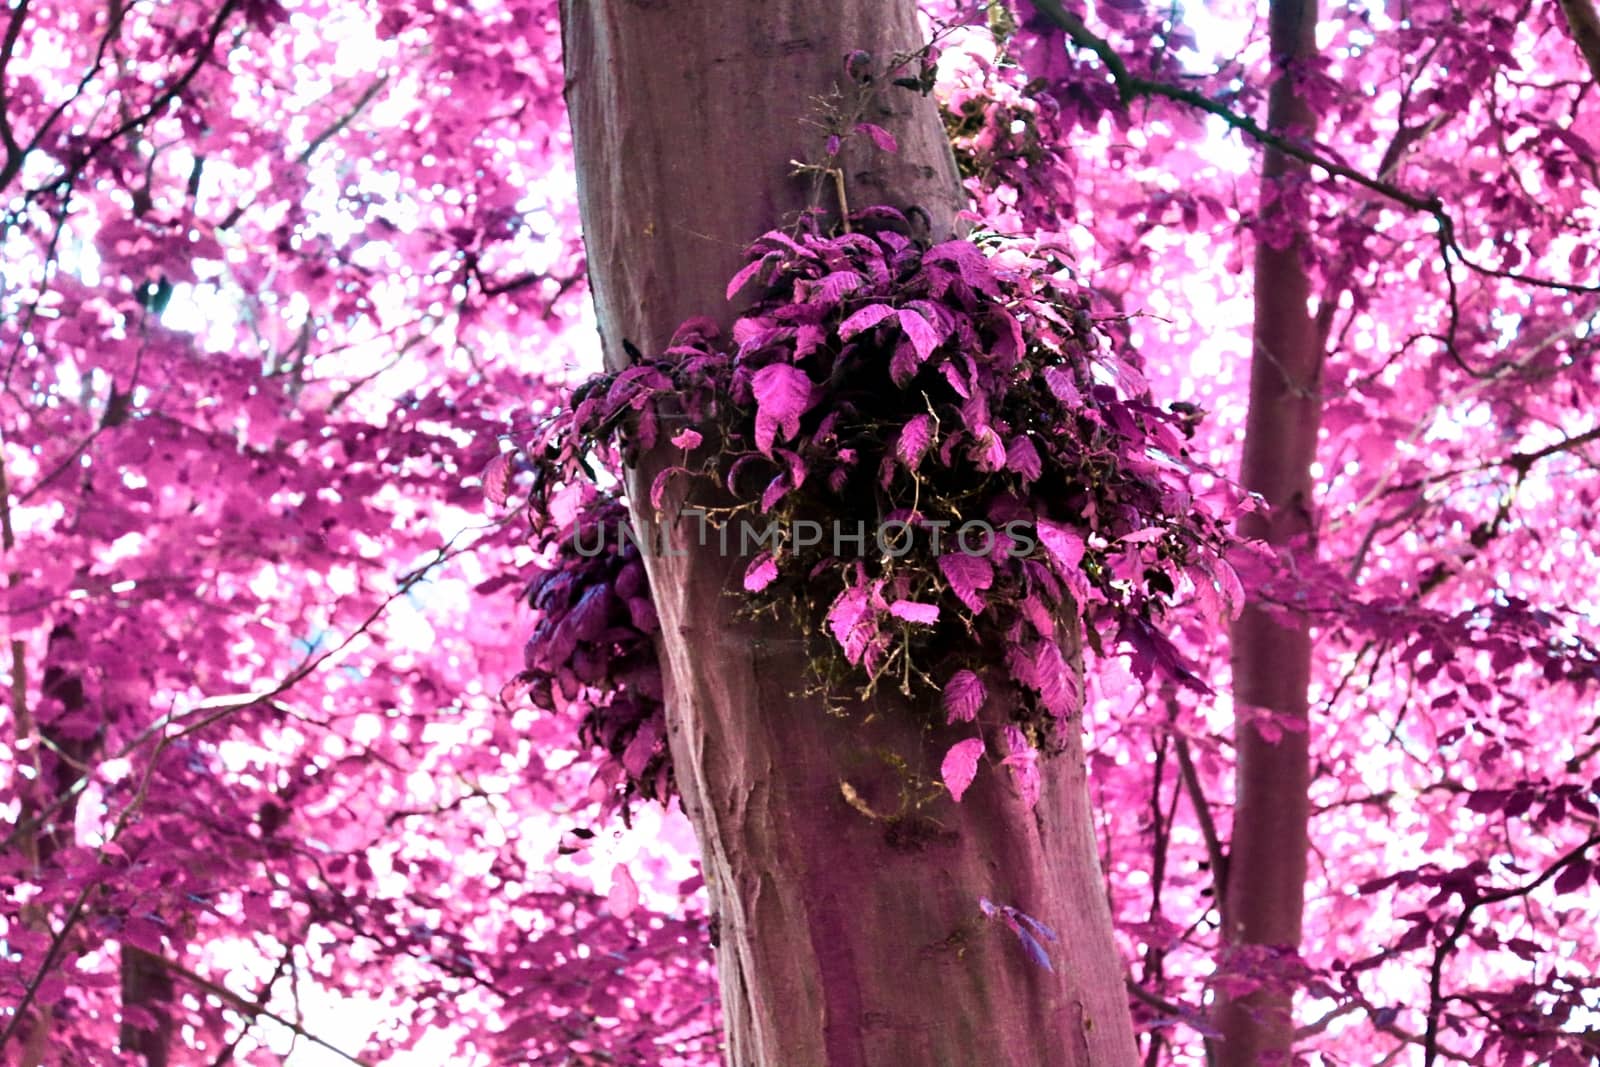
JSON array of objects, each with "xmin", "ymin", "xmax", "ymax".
[
  {"xmin": 480, "ymin": 451, "xmax": 514, "ymax": 507},
  {"xmin": 671, "ymin": 427, "xmax": 703, "ymax": 450},
  {"xmin": 1035, "ymin": 518, "xmax": 1085, "ymax": 576},
  {"xmin": 608, "ymin": 863, "xmax": 640, "ymax": 920},
  {"xmin": 939, "ymin": 552, "xmax": 994, "ymax": 614},
  {"xmin": 804, "ymin": 270, "xmax": 862, "ymax": 304},
  {"xmin": 751, "ymin": 364, "xmax": 815, "ymax": 455},
  {"xmin": 827, "ymin": 585, "xmax": 877, "ymax": 665},
  {"xmin": 623, "ymin": 717, "xmax": 662, "ymax": 777},
  {"xmin": 839, "ymin": 303, "xmax": 897, "ymax": 339},
  {"xmin": 890, "ymin": 339, "xmax": 922, "ymax": 386},
  {"xmin": 856, "ymin": 122, "xmax": 898, "ymax": 153},
  {"xmin": 744, "ymin": 552, "xmax": 779, "ymax": 592},
  {"xmin": 1120, "ymin": 527, "xmax": 1166, "ymax": 545},
  {"xmin": 889, "ymin": 600, "xmax": 939, "ymax": 625},
  {"xmin": 898, "ymin": 308, "xmax": 942, "ymax": 363},
  {"xmin": 943, "ymin": 669, "xmax": 986, "ymax": 723},
  {"xmin": 726, "ymin": 253, "xmax": 776, "ymax": 300},
  {"xmin": 941, "ymin": 738, "xmax": 985, "ymax": 802},
  {"xmin": 968, "ymin": 426, "xmax": 1007, "ymax": 471}
]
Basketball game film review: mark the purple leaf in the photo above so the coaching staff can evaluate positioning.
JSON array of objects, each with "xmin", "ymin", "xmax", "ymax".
[
  {"xmin": 1005, "ymin": 436, "xmax": 1041, "ymax": 481},
  {"xmin": 751, "ymin": 363, "xmax": 816, "ymax": 456},
  {"xmin": 1554, "ymin": 859, "xmax": 1592, "ymax": 895},
  {"xmin": 943, "ymin": 669, "xmax": 986, "ymax": 723},
  {"xmin": 926, "ymin": 241, "xmax": 1000, "ymax": 295},
  {"xmin": 968, "ymin": 426, "xmax": 1007, "ymax": 472},
  {"xmin": 897, "ymin": 413, "xmax": 934, "ymax": 468},
  {"xmin": 890, "ymin": 339, "xmax": 922, "ymax": 387},
  {"xmin": 760, "ymin": 474, "xmax": 790, "ymax": 512},
  {"xmin": 649, "ymin": 465, "xmax": 680, "ymax": 508},
  {"xmin": 839, "ymin": 303, "xmax": 897, "ymax": 339},
  {"xmin": 1466, "ymin": 790, "xmax": 1506, "ymax": 814},
  {"xmin": 804, "ymin": 270, "xmax": 862, "ymax": 305},
  {"xmin": 566, "ymin": 585, "xmax": 613, "ymax": 641},
  {"xmin": 939, "ymin": 361, "xmax": 971, "ymax": 398},
  {"xmin": 888, "ymin": 600, "xmax": 939, "ymax": 625},
  {"xmin": 1214, "ymin": 559, "xmax": 1244, "ymax": 619},
  {"xmin": 939, "ymin": 552, "xmax": 994, "ymax": 614},
  {"xmin": 726, "ymin": 253, "xmax": 777, "ymax": 300},
  {"xmin": 1035, "ymin": 518, "xmax": 1085, "ymax": 577},
  {"xmin": 1011, "ymin": 907, "xmax": 1059, "ymax": 946},
  {"xmin": 856, "ymin": 122, "xmax": 898, "ymax": 153},
  {"xmin": 941, "ymin": 738, "xmax": 985, "ymax": 802},
  {"xmin": 481, "ymin": 451, "xmax": 514, "ymax": 507},
  {"xmin": 622, "ymin": 717, "xmax": 662, "ymax": 777},
  {"xmin": 1042, "ymin": 366, "xmax": 1081, "ymax": 407},
  {"xmin": 1012, "ymin": 926, "xmax": 1055, "ymax": 972},
  {"xmin": 898, "ymin": 308, "xmax": 942, "ymax": 363}
]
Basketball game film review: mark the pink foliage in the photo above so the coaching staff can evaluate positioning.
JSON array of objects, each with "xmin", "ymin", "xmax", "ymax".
[{"xmin": 3, "ymin": 0, "xmax": 1600, "ymax": 1064}]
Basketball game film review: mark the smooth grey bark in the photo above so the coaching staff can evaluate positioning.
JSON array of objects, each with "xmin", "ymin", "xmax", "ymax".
[
  {"xmin": 1220, "ymin": 0, "xmax": 1321, "ymax": 1063},
  {"xmin": 559, "ymin": 3, "xmax": 1140, "ymax": 1065}
]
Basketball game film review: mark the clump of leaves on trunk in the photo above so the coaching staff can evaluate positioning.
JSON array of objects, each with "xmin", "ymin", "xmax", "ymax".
[{"xmin": 519, "ymin": 210, "xmax": 1243, "ymax": 805}]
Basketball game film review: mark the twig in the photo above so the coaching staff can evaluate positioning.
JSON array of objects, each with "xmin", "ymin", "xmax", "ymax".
[
  {"xmin": 152, "ymin": 955, "xmax": 370, "ymax": 1066},
  {"xmin": 296, "ymin": 74, "xmax": 390, "ymax": 166},
  {"xmin": 1172, "ymin": 732, "xmax": 1227, "ymax": 931}
]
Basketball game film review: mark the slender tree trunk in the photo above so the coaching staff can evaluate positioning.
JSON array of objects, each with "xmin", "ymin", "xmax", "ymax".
[
  {"xmin": 34, "ymin": 625, "xmax": 174, "ymax": 1066},
  {"xmin": 1220, "ymin": 0, "xmax": 1321, "ymax": 1064},
  {"xmin": 559, "ymin": 4, "xmax": 1140, "ymax": 1065}
]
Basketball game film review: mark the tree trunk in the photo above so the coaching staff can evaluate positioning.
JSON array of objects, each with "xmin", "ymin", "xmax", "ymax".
[
  {"xmin": 559, "ymin": 4, "xmax": 1140, "ymax": 1065},
  {"xmin": 36, "ymin": 624, "xmax": 174, "ymax": 1066},
  {"xmin": 1220, "ymin": 0, "xmax": 1321, "ymax": 1063}
]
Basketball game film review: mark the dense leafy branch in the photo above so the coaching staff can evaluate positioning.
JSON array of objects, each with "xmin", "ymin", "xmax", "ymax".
[{"xmin": 1421, "ymin": 833, "xmax": 1600, "ymax": 1067}]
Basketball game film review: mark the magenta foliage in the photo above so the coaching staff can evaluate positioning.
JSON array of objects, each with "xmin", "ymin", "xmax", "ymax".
[
  {"xmin": 528, "ymin": 210, "xmax": 1242, "ymax": 800},
  {"xmin": 518, "ymin": 494, "xmax": 672, "ymax": 808}
]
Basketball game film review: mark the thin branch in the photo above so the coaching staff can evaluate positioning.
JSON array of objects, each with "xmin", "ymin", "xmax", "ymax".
[
  {"xmin": 1029, "ymin": 0, "xmax": 1600, "ymax": 297},
  {"xmin": 296, "ymin": 74, "xmax": 390, "ymax": 166},
  {"xmin": 0, "ymin": 886, "xmax": 93, "ymax": 1052},
  {"xmin": 152, "ymin": 955, "xmax": 370, "ymax": 1067},
  {"xmin": 0, "ymin": 0, "xmax": 32, "ymax": 164},
  {"xmin": 1172, "ymin": 732, "xmax": 1228, "ymax": 931},
  {"xmin": 207, "ymin": 949, "xmax": 293, "ymax": 1067}
]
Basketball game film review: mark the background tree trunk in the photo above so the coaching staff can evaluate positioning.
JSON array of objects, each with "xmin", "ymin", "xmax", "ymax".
[
  {"xmin": 1220, "ymin": 0, "xmax": 1321, "ymax": 1063},
  {"xmin": 559, "ymin": 3, "xmax": 1140, "ymax": 1064},
  {"xmin": 35, "ymin": 625, "xmax": 174, "ymax": 1066}
]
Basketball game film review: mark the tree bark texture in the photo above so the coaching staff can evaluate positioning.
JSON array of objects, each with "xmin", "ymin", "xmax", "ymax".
[
  {"xmin": 559, "ymin": 3, "xmax": 1140, "ymax": 1065},
  {"xmin": 1221, "ymin": 0, "xmax": 1322, "ymax": 1064}
]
